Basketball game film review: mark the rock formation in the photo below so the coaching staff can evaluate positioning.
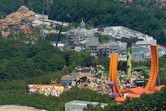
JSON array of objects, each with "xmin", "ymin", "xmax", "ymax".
[{"xmin": 0, "ymin": 6, "xmax": 35, "ymax": 29}]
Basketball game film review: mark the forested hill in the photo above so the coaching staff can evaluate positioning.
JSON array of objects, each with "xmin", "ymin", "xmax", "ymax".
[{"xmin": 0, "ymin": 0, "xmax": 166, "ymax": 45}]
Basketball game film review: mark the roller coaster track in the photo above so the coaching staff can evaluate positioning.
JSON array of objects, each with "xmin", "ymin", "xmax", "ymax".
[
  {"xmin": 144, "ymin": 45, "xmax": 159, "ymax": 90},
  {"xmin": 109, "ymin": 45, "xmax": 158, "ymax": 97}
]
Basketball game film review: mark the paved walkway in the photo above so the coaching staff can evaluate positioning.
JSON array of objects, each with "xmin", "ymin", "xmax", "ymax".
[{"xmin": 0, "ymin": 105, "xmax": 47, "ymax": 111}]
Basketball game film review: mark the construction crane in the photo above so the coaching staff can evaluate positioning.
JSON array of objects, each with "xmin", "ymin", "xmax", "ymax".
[{"xmin": 55, "ymin": 20, "xmax": 64, "ymax": 48}]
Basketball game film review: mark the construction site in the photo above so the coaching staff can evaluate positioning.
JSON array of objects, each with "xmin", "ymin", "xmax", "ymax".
[{"xmin": 66, "ymin": 21, "xmax": 166, "ymax": 61}]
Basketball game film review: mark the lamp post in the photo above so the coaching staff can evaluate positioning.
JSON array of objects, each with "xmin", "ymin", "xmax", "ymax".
[{"xmin": 42, "ymin": 0, "xmax": 45, "ymax": 40}]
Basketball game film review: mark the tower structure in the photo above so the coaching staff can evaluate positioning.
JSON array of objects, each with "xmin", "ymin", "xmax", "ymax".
[
  {"xmin": 80, "ymin": 18, "xmax": 85, "ymax": 29},
  {"xmin": 114, "ymin": 28, "xmax": 143, "ymax": 76}
]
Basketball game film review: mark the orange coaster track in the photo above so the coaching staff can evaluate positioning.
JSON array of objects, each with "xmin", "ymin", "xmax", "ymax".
[
  {"xmin": 109, "ymin": 44, "xmax": 159, "ymax": 97},
  {"xmin": 144, "ymin": 45, "xmax": 159, "ymax": 90}
]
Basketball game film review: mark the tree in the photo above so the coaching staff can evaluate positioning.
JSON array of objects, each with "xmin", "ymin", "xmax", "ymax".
[
  {"xmin": 19, "ymin": 31, "xmax": 26, "ymax": 40},
  {"xmin": 95, "ymin": 33, "xmax": 109, "ymax": 43},
  {"xmin": 0, "ymin": 31, "xmax": 3, "ymax": 38}
]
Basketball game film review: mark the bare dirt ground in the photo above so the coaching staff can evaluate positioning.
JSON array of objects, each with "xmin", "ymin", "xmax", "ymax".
[{"xmin": 0, "ymin": 105, "xmax": 47, "ymax": 111}]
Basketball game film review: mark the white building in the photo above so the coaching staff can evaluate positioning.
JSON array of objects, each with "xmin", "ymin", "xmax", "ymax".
[
  {"xmin": 50, "ymin": 41, "xmax": 65, "ymax": 51},
  {"xmin": 102, "ymin": 26, "xmax": 156, "ymax": 46},
  {"xmin": 67, "ymin": 22, "xmax": 158, "ymax": 61},
  {"xmin": 67, "ymin": 19, "xmax": 96, "ymax": 47},
  {"xmin": 65, "ymin": 100, "xmax": 108, "ymax": 111},
  {"xmin": 101, "ymin": 26, "xmax": 157, "ymax": 61}
]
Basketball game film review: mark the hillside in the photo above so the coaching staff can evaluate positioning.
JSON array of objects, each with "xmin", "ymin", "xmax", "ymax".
[
  {"xmin": 0, "ymin": 35, "xmax": 165, "ymax": 111},
  {"xmin": 0, "ymin": 0, "xmax": 166, "ymax": 45}
]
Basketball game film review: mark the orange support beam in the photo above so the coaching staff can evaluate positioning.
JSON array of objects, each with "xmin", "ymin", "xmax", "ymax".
[{"xmin": 109, "ymin": 54, "xmax": 124, "ymax": 97}]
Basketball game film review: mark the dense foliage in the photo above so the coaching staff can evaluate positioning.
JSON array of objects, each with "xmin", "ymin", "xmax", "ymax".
[
  {"xmin": 0, "ymin": 38, "xmax": 97, "ymax": 82},
  {"xmin": 0, "ymin": 0, "xmax": 166, "ymax": 45},
  {"xmin": 0, "ymin": 39, "xmax": 65, "ymax": 82},
  {"xmin": 45, "ymin": 33, "xmax": 66, "ymax": 42},
  {"xmin": 158, "ymin": 55, "xmax": 166, "ymax": 85}
]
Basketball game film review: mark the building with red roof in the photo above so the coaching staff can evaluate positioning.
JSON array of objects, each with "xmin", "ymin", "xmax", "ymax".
[{"xmin": 22, "ymin": 26, "xmax": 30, "ymax": 33}]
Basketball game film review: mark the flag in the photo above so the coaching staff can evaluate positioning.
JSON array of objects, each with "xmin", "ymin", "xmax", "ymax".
[{"xmin": 42, "ymin": 31, "xmax": 45, "ymax": 40}]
